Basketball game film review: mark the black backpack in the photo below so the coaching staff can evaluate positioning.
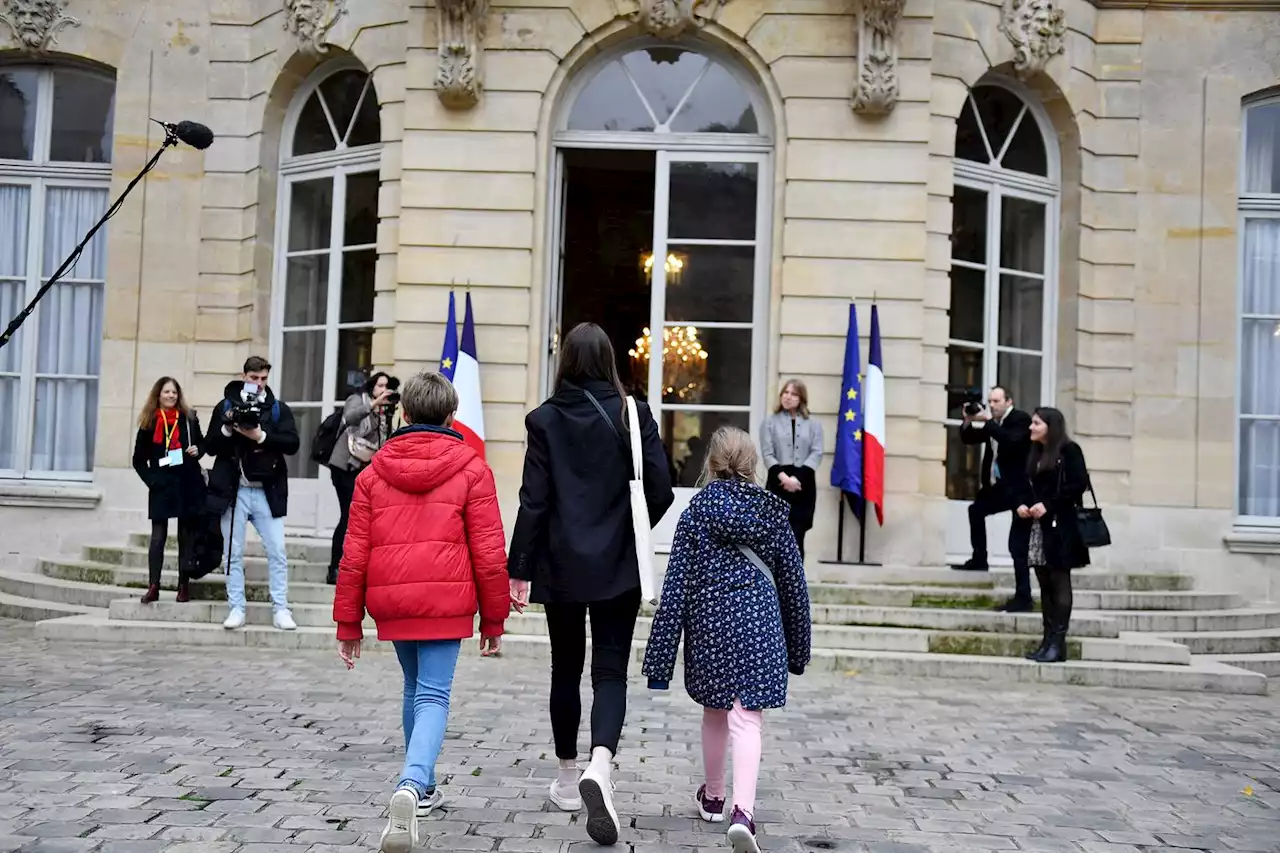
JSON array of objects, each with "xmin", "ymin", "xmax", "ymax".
[
  {"xmin": 311, "ymin": 409, "xmax": 345, "ymax": 465},
  {"xmin": 187, "ymin": 511, "xmax": 225, "ymax": 580}
]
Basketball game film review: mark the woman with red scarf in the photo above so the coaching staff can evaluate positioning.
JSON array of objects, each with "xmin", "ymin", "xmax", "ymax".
[{"xmin": 132, "ymin": 377, "xmax": 207, "ymax": 603}]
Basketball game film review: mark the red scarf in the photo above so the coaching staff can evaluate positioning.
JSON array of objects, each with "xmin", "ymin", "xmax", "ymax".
[{"xmin": 153, "ymin": 408, "xmax": 181, "ymax": 450}]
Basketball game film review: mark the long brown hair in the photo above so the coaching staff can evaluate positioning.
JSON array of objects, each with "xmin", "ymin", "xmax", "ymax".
[
  {"xmin": 138, "ymin": 376, "xmax": 190, "ymax": 428},
  {"xmin": 775, "ymin": 377, "xmax": 811, "ymax": 418},
  {"xmin": 555, "ymin": 323, "xmax": 628, "ymax": 401}
]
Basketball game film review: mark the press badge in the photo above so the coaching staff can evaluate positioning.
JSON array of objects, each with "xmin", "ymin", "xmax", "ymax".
[{"xmin": 159, "ymin": 449, "xmax": 184, "ymax": 467}]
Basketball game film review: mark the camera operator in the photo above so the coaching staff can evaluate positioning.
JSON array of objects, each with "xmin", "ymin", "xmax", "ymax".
[
  {"xmin": 205, "ymin": 356, "xmax": 300, "ymax": 631},
  {"xmin": 953, "ymin": 385, "xmax": 1034, "ymax": 613},
  {"xmin": 324, "ymin": 371, "xmax": 399, "ymax": 585}
]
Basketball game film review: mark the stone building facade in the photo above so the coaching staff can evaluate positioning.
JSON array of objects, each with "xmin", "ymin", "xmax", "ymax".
[{"xmin": 1, "ymin": 0, "xmax": 1279, "ymax": 598}]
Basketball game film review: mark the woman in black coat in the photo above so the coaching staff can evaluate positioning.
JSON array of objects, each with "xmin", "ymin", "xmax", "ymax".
[
  {"xmin": 508, "ymin": 323, "xmax": 675, "ymax": 846},
  {"xmin": 132, "ymin": 376, "xmax": 206, "ymax": 604},
  {"xmin": 1015, "ymin": 406, "xmax": 1090, "ymax": 663}
]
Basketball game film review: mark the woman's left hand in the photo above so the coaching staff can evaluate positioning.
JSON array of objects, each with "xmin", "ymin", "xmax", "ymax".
[
  {"xmin": 1029, "ymin": 502, "xmax": 1047, "ymax": 519},
  {"xmin": 185, "ymin": 445, "xmax": 199, "ymax": 457},
  {"xmin": 509, "ymin": 579, "xmax": 530, "ymax": 613},
  {"xmin": 338, "ymin": 640, "xmax": 361, "ymax": 670}
]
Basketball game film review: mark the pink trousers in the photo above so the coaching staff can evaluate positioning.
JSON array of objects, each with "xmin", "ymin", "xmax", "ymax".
[{"xmin": 701, "ymin": 700, "xmax": 763, "ymax": 817}]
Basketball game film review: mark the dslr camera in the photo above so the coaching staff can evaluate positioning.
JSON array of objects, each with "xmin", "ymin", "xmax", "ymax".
[
  {"xmin": 385, "ymin": 376, "xmax": 402, "ymax": 408},
  {"xmin": 228, "ymin": 384, "xmax": 265, "ymax": 429},
  {"xmin": 963, "ymin": 395, "xmax": 986, "ymax": 417}
]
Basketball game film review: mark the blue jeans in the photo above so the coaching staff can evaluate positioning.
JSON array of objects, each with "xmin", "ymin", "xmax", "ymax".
[
  {"xmin": 220, "ymin": 486, "xmax": 289, "ymax": 613},
  {"xmin": 393, "ymin": 640, "xmax": 461, "ymax": 792}
]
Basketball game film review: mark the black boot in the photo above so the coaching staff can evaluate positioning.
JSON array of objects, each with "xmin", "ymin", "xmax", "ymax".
[
  {"xmin": 1026, "ymin": 568, "xmax": 1053, "ymax": 660},
  {"xmin": 1035, "ymin": 628, "xmax": 1068, "ymax": 663},
  {"xmin": 1025, "ymin": 616, "xmax": 1050, "ymax": 660}
]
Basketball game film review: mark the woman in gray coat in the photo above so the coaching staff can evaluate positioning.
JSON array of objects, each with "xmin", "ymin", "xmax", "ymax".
[
  {"xmin": 760, "ymin": 378, "xmax": 823, "ymax": 558},
  {"xmin": 326, "ymin": 371, "xmax": 397, "ymax": 584}
]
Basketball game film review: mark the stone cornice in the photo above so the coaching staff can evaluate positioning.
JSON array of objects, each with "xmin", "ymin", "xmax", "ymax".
[{"xmin": 1092, "ymin": 0, "xmax": 1280, "ymax": 8}]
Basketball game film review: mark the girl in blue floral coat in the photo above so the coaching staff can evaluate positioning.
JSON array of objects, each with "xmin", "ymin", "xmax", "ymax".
[{"xmin": 642, "ymin": 427, "xmax": 811, "ymax": 853}]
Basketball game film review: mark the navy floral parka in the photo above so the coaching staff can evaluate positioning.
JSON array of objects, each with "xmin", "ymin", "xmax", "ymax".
[{"xmin": 642, "ymin": 477, "xmax": 812, "ymax": 711}]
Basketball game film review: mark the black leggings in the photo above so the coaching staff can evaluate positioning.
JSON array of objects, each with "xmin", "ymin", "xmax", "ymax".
[
  {"xmin": 790, "ymin": 520, "xmax": 807, "ymax": 559},
  {"xmin": 149, "ymin": 519, "xmax": 194, "ymax": 586},
  {"xmin": 330, "ymin": 466, "xmax": 358, "ymax": 571},
  {"xmin": 544, "ymin": 587, "xmax": 642, "ymax": 760},
  {"xmin": 1035, "ymin": 566, "xmax": 1073, "ymax": 631}
]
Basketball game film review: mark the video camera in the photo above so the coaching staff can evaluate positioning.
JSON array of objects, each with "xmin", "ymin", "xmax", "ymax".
[{"xmin": 228, "ymin": 383, "xmax": 266, "ymax": 429}]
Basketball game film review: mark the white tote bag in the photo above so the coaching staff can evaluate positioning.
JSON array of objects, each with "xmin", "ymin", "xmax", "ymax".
[{"xmin": 625, "ymin": 396, "xmax": 658, "ymax": 604}]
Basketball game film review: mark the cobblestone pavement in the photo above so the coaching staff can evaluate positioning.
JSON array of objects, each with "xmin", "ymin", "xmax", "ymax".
[{"xmin": 2, "ymin": 620, "xmax": 1279, "ymax": 853}]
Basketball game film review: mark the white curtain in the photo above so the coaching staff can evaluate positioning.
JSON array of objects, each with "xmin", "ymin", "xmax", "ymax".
[
  {"xmin": 0, "ymin": 185, "xmax": 29, "ymax": 471},
  {"xmin": 1245, "ymin": 105, "xmax": 1279, "ymax": 195},
  {"xmin": 29, "ymin": 186, "xmax": 107, "ymax": 473},
  {"xmin": 996, "ymin": 194, "xmax": 1048, "ymax": 410},
  {"xmin": 1240, "ymin": 218, "xmax": 1280, "ymax": 517}
]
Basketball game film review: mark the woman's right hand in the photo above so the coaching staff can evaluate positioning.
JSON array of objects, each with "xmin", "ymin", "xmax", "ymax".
[
  {"xmin": 372, "ymin": 388, "xmax": 393, "ymax": 408},
  {"xmin": 509, "ymin": 579, "xmax": 530, "ymax": 613},
  {"xmin": 1016, "ymin": 505, "xmax": 1031, "ymax": 519},
  {"xmin": 480, "ymin": 634, "xmax": 502, "ymax": 657}
]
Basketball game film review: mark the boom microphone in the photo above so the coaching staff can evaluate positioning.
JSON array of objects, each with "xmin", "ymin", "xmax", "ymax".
[{"xmin": 166, "ymin": 120, "xmax": 215, "ymax": 150}]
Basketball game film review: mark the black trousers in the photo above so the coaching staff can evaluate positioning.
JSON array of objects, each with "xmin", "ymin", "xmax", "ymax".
[
  {"xmin": 790, "ymin": 520, "xmax": 807, "ymax": 560},
  {"xmin": 544, "ymin": 586, "xmax": 642, "ymax": 760},
  {"xmin": 330, "ymin": 466, "xmax": 358, "ymax": 572},
  {"xmin": 1035, "ymin": 566, "xmax": 1073, "ymax": 633},
  {"xmin": 968, "ymin": 485, "xmax": 1032, "ymax": 601},
  {"xmin": 148, "ymin": 519, "xmax": 194, "ymax": 586}
]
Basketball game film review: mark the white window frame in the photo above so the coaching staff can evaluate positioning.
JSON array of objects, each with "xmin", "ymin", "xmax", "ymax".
[
  {"xmin": 1234, "ymin": 96, "xmax": 1280, "ymax": 525},
  {"xmin": 269, "ymin": 61, "xmax": 381, "ymax": 479},
  {"xmin": 945, "ymin": 78, "xmax": 1060, "ymax": 456},
  {"xmin": 0, "ymin": 65, "xmax": 113, "ymax": 482}
]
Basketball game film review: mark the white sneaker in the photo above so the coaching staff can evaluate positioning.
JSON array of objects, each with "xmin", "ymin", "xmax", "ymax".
[
  {"xmin": 273, "ymin": 610, "xmax": 297, "ymax": 631},
  {"xmin": 417, "ymin": 787, "xmax": 443, "ymax": 818},
  {"xmin": 549, "ymin": 778, "xmax": 582, "ymax": 812},
  {"xmin": 380, "ymin": 788, "xmax": 419, "ymax": 853},
  {"xmin": 578, "ymin": 765, "xmax": 619, "ymax": 846},
  {"xmin": 223, "ymin": 609, "xmax": 245, "ymax": 630}
]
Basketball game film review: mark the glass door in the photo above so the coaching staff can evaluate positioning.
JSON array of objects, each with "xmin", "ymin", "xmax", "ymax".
[{"xmin": 646, "ymin": 151, "xmax": 769, "ymax": 549}]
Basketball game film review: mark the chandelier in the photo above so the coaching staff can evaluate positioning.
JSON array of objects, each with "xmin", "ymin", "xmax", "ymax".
[
  {"xmin": 641, "ymin": 251, "xmax": 686, "ymax": 285},
  {"xmin": 628, "ymin": 325, "xmax": 709, "ymax": 402}
]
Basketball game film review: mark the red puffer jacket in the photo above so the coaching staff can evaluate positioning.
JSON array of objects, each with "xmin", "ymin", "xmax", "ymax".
[{"xmin": 333, "ymin": 425, "xmax": 509, "ymax": 642}]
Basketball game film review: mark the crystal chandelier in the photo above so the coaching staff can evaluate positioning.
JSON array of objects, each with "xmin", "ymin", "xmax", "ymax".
[
  {"xmin": 641, "ymin": 251, "xmax": 686, "ymax": 285},
  {"xmin": 628, "ymin": 325, "xmax": 709, "ymax": 401}
]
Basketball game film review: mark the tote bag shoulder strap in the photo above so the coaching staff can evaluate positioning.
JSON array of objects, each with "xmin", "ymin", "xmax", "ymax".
[
  {"xmin": 625, "ymin": 396, "xmax": 643, "ymax": 480},
  {"xmin": 736, "ymin": 544, "xmax": 777, "ymax": 591}
]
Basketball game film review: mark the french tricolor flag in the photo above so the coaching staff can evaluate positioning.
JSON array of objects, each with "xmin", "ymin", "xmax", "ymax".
[
  {"xmin": 439, "ymin": 291, "xmax": 486, "ymax": 459},
  {"xmin": 864, "ymin": 305, "xmax": 886, "ymax": 525}
]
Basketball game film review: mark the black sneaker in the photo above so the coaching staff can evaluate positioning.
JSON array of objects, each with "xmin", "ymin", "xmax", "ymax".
[
  {"xmin": 952, "ymin": 559, "xmax": 989, "ymax": 572},
  {"xmin": 996, "ymin": 597, "xmax": 1034, "ymax": 613}
]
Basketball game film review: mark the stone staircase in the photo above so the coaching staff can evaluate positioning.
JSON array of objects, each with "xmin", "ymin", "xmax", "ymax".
[{"xmin": 1, "ymin": 531, "xmax": 1276, "ymax": 695}]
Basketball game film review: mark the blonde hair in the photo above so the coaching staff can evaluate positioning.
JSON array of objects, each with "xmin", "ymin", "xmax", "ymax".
[
  {"xmin": 401, "ymin": 371, "xmax": 458, "ymax": 426},
  {"xmin": 775, "ymin": 377, "xmax": 810, "ymax": 418},
  {"xmin": 698, "ymin": 426, "xmax": 759, "ymax": 487}
]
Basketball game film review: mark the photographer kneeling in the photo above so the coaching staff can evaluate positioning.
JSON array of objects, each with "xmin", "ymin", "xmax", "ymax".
[
  {"xmin": 953, "ymin": 385, "xmax": 1034, "ymax": 613},
  {"xmin": 206, "ymin": 356, "xmax": 301, "ymax": 631}
]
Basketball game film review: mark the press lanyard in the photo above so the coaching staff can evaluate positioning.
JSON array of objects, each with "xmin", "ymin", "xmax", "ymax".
[{"xmin": 162, "ymin": 414, "xmax": 179, "ymax": 449}]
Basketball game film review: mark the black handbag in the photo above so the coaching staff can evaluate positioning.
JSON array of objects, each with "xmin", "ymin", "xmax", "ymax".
[{"xmin": 1056, "ymin": 455, "xmax": 1111, "ymax": 549}]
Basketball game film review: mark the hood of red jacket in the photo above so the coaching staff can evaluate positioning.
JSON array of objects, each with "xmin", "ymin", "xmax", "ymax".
[{"xmin": 369, "ymin": 426, "xmax": 477, "ymax": 494}]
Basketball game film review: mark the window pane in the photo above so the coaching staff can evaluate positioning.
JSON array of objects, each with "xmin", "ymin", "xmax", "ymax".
[
  {"xmin": 951, "ymin": 186, "xmax": 986, "ymax": 264},
  {"xmin": 286, "ymin": 406, "xmax": 324, "ymax": 479},
  {"xmin": 1001, "ymin": 113, "xmax": 1048, "ymax": 177},
  {"xmin": 621, "ymin": 49, "xmax": 706, "ymax": 124},
  {"xmin": 945, "ymin": 424, "xmax": 981, "ymax": 501},
  {"xmin": 1241, "ymin": 318, "xmax": 1280, "ymax": 416},
  {"xmin": 288, "ymin": 178, "xmax": 334, "ymax": 251},
  {"xmin": 293, "ymin": 92, "xmax": 336, "ymax": 156},
  {"xmin": 319, "ymin": 70, "xmax": 369, "ymax": 142},
  {"xmin": 668, "ymin": 161, "xmax": 757, "ymax": 241},
  {"xmin": 955, "ymin": 97, "xmax": 988, "ymax": 163},
  {"xmin": 659, "ymin": 325, "xmax": 750, "ymax": 406},
  {"xmin": 567, "ymin": 61, "xmax": 654, "ymax": 132},
  {"xmin": 662, "ymin": 409, "xmax": 751, "ymax": 488},
  {"xmin": 281, "ymin": 329, "xmax": 325, "ymax": 402},
  {"xmin": 1241, "ymin": 419, "xmax": 1280, "ymax": 517},
  {"xmin": 284, "ymin": 255, "xmax": 328, "ymax": 327},
  {"xmin": 0, "ymin": 377, "xmax": 18, "ymax": 470},
  {"xmin": 948, "ymin": 266, "xmax": 985, "ymax": 343},
  {"xmin": 36, "ymin": 282, "xmax": 102, "ymax": 375},
  {"xmin": 344, "ymin": 172, "xmax": 379, "ymax": 246},
  {"xmin": 973, "ymin": 86, "xmax": 1024, "ymax": 159},
  {"xmin": 999, "ymin": 196, "xmax": 1046, "ymax": 274},
  {"xmin": 997, "ymin": 351, "xmax": 1042, "ymax": 411},
  {"xmin": 340, "ymin": 249, "xmax": 376, "ymax": 324},
  {"xmin": 0, "ymin": 184, "xmax": 30, "ymax": 276},
  {"xmin": 0, "ymin": 279, "xmax": 23, "ymax": 373},
  {"xmin": 43, "ymin": 187, "xmax": 108, "ymax": 278},
  {"xmin": 669, "ymin": 61, "xmax": 758, "ymax": 134},
  {"xmin": 0, "ymin": 69, "xmax": 38, "ymax": 160},
  {"xmin": 347, "ymin": 79, "xmax": 381, "ymax": 148},
  {"xmin": 998, "ymin": 274, "xmax": 1043, "ymax": 351},
  {"xmin": 338, "ymin": 328, "xmax": 374, "ymax": 392},
  {"xmin": 31, "ymin": 378, "xmax": 97, "ymax": 472},
  {"xmin": 1242, "ymin": 218, "xmax": 1280, "ymax": 315},
  {"xmin": 50, "ymin": 69, "xmax": 114, "ymax": 163},
  {"xmin": 662, "ymin": 244, "xmax": 754, "ymax": 324},
  {"xmin": 1245, "ymin": 103, "xmax": 1280, "ymax": 195},
  {"xmin": 946, "ymin": 345, "xmax": 984, "ymax": 420}
]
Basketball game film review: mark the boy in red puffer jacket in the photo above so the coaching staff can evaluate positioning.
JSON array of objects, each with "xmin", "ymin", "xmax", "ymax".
[{"xmin": 333, "ymin": 370, "xmax": 510, "ymax": 853}]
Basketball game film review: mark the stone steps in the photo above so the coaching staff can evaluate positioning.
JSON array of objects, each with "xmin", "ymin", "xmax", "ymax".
[
  {"xmin": 37, "ymin": 561, "xmax": 336, "ymax": 605},
  {"xmin": 28, "ymin": 615, "xmax": 1262, "ymax": 694},
  {"xmin": 811, "ymin": 565, "xmax": 1196, "ymax": 592},
  {"xmin": 808, "ymin": 603, "xmax": 1120, "ymax": 637},
  {"xmin": 82, "ymin": 546, "xmax": 333, "ymax": 584},
  {"xmin": 1202, "ymin": 653, "xmax": 1280, "ymax": 677},
  {"xmin": 0, "ymin": 569, "xmax": 142, "ymax": 609},
  {"xmin": 124, "ymin": 532, "xmax": 332, "ymax": 564},
  {"xmin": 0, "ymin": 590, "xmax": 103, "ymax": 622},
  {"xmin": 1154, "ymin": 627, "xmax": 1280, "ymax": 655},
  {"xmin": 807, "ymin": 583, "xmax": 1241, "ymax": 611},
  {"xmin": 1088, "ymin": 608, "xmax": 1280, "ymax": 633}
]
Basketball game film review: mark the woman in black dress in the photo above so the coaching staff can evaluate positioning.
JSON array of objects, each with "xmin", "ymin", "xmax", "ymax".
[
  {"xmin": 1015, "ymin": 406, "xmax": 1091, "ymax": 663},
  {"xmin": 132, "ymin": 376, "xmax": 207, "ymax": 603},
  {"xmin": 759, "ymin": 379, "xmax": 823, "ymax": 557}
]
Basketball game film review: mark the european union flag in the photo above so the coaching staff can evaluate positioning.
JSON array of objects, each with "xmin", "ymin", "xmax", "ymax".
[{"xmin": 830, "ymin": 303, "xmax": 863, "ymax": 501}]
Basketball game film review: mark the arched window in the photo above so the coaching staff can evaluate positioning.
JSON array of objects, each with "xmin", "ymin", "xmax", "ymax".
[
  {"xmin": 0, "ymin": 64, "xmax": 115, "ymax": 479},
  {"xmin": 272, "ymin": 63, "xmax": 381, "ymax": 478},
  {"xmin": 945, "ymin": 81, "xmax": 1059, "ymax": 501}
]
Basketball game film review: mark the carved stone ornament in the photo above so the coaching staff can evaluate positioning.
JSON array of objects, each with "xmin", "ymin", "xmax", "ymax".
[
  {"xmin": 999, "ymin": 0, "xmax": 1066, "ymax": 79},
  {"xmin": 634, "ymin": 0, "xmax": 730, "ymax": 39},
  {"xmin": 0, "ymin": 0, "xmax": 80, "ymax": 53},
  {"xmin": 851, "ymin": 0, "xmax": 905, "ymax": 115},
  {"xmin": 435, "ymin": 0, "xmax": 489, "ymax": 109},
  {"xmin": 283, "ymin": 0, "xmax": 347, "ymax": 57}
]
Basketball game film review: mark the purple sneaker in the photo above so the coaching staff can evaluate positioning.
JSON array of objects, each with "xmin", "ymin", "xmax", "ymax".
[
  {"xmin": 726, "ymin": 806, "xmax": 760, "ymax": 853},
  {"xmin": 695, "ymin": 784, "xmax": 725, "ymax": 822}
]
